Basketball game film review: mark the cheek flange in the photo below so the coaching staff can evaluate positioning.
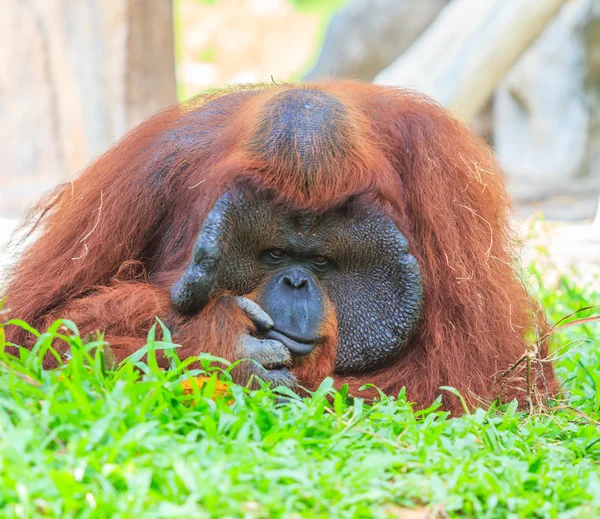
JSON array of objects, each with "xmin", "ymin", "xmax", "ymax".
[
  {"xmin": 171, "ymin": 192, "xmax": 233, "ymax": 314},
  {"xmin": 325, "ymin": 213, "xmax": 423, "ymax": 373},
  {"xmin": 170, "ymin": 189, "xmax": 279, "ymax": 314}
]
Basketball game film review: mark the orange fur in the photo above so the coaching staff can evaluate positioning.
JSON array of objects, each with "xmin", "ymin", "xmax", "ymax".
[{"xmin": 3, "ymin": 81, "xmax": 555, "ymax": 412}]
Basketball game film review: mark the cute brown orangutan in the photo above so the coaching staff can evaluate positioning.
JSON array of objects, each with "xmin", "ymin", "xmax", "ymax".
[{"xmin": 3, "ymin": 81, "xmax": 556, "ymax": 412}]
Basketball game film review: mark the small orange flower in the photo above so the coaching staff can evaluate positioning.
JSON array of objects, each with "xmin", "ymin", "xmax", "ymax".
[{"xmin": 179, "ymin": 376, "xmax": 232, "ymax": 403}]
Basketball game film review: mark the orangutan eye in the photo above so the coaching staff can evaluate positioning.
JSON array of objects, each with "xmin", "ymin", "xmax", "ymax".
[
  {"xmin": 311, "ymin": 255, "xmax": 329, "ymax": 266},
  {"xmin": 267, "ymin": 249, "xmax": 286, "ymax": 261}
]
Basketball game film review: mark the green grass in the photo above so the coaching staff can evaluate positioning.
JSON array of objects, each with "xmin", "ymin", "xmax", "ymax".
[{"xmin": 0, "ymin": 261, "xmax": 599, "ymax": 518}]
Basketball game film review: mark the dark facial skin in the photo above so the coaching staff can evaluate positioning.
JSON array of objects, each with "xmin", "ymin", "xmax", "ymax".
[{"xmin": 171, "ymin": 190, "xmax": 423, "ymax": 377}]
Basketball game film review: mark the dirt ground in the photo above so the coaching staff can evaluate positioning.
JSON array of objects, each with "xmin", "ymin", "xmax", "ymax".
[{"xmin": 524, "ymin": 220, "xmax": 600, "ymax": 289}]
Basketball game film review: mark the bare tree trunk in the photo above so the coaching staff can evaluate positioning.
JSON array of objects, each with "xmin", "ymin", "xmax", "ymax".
[
  {"xmin": 0, "ymin": 0, "xmax": 177, "ymax": 218},
  {"xmin": 375, "ymin": 0, "xmax": 569, "ymax": 122},
  {"xmin": 304, "ymin": 0, "xmax": 447, "ymax": 82}
]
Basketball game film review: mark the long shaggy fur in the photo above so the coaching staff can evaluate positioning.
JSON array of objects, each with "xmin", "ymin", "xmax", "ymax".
[{"xmin": 3, "ymin": 81, "xmax": 555, "ymax": 412}]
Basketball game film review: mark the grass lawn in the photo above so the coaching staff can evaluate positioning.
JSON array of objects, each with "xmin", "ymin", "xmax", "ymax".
[{"xmin": 0, "ymin": 260, "xmax": 598, "ymax": 518}]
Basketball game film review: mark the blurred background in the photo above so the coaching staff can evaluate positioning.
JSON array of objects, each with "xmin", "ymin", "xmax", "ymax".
[{"xmin": 1, "ymin": 0, "xmax": 599, "ymax": 281}]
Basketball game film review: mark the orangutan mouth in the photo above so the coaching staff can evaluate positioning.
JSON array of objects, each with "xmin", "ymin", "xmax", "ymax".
[{"xmin": 264, "ymin": 328, "xmax": 317, "ymax": 357}]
